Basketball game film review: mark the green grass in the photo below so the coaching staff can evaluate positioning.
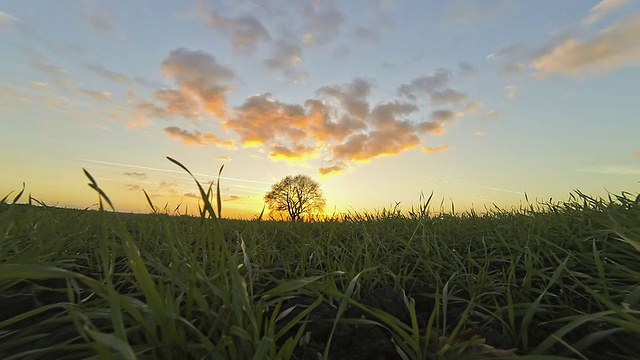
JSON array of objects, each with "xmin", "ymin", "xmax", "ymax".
[{"xmin": 1, "ymin": 160, "xmax": 639, "ymax": 359}]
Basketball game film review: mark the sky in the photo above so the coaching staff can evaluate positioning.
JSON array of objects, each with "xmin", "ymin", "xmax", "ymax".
[{"xmin": 1, "ymin": 0, "xmax": 639, "ymax": 219}]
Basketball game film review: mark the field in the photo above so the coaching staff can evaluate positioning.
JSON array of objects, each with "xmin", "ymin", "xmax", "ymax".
[{"xmin": 1, "ymin": 173, "xmax": 640, "ymax": 359}]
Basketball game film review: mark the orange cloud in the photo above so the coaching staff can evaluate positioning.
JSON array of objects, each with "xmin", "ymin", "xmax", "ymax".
[
  {"xmin": 126, "ymin": 115, "xmax": 152, "ymax": 128},
  {"xmin": 305, "ymin": 99, "xmax": 367, "ymax": 141},
  {"xmin": 332, "ymin": 102, "xmax": 421, "ymax": 162},
  {"xmin": 318, "ymin": 162, "xmax": 346, "ymax": 175},
  {"xmin": 127, "ymin": 102, "xmax": 167, "ymax": 128},
  {"xmin": 269, "ymin": 143, "xmax": 318, "ymax": 160},
  {"xmin": 164, "ymin": 126, "xmax": 233, "ymax": 147},
  {"xmin": 153, "ymin": 88, "xmax": 201, "ymax": 120},
  {"xmin": 633, "ymin": 151, "xmax": 640, "ymax": 156},
  {"xmin": 534, "ymin": 14, "xmax": 640, "ymax": 77},
  {"xmin": 160, "ymin": 48, "xmax": 235, "ymax": 118},
  {"xmin": 328, "ymin": 101, "xmax": 422, "ymax": 162},
  {"xmin": 422, "ymin": 144, "xmax": 449, "ymax": 153},
  {"xmin": 225, "ymin": 94, "xmax": 309, "ymax": 145}
]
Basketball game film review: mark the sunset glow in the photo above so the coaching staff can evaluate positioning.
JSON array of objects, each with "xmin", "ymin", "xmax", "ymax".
[{"xmin": 1, "ymin": 1, "xmax": 639, "ymax": 218}]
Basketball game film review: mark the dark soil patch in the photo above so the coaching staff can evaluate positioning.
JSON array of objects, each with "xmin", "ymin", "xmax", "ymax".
[{"xmin": 268, "ymin": 284, "xmax": 517, "ymax": 360}]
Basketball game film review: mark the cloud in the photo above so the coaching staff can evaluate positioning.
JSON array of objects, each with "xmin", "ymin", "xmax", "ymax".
[
  {"xmin": 159, "ymin": 181, "xmax": 177, "ymax": 188},
  {"xmin": 458, "ymin": 61, "xmax": 479, "ymax": 76},
  {"xmin": 317, "ymin": 78, "xmax": 372, "ymax": 120},
  {"xmin": 318, "ymin": 162, "xmax": 346, "ymax": 175},
  {"xmin": 160, "ymin": 48, "xmax": 236, "ymax": 117},
  {"xmin": 397, "ymin": 69, "xmax": 451, "ymax": 101},
  {"xmin": 489, "ymin": 43, "xmax": 529, "ymax": 59},
  {"xmin": 263, "ymin": 40, "xmax": 308, "ymax": 80},
  {"xmin": 465, "ymin": 100, "xmax": 484, "ymax": 113},
  {"xmin": 417, "ymin": 110, "xmax": 461, "ymax": 135},
  {"xmin": 533, "ymin": 14, "xmax": 640, "ymax": 77},
  {"xmin": 331, "ymin": 127, "xmax": 419, "ymax": 162},
  {"xmin": 581, "ymin": 164, "xmax": 640, "ymax": 175},
  {"xmin": 485, "ymin": 110, "xmax": 499, "ymax": 118},
  {"xmin": 0, "ymin": 86, "xmax": 29, "ymax": 102},
  {"xmin": 223, "ymin": 195, "xmax": 243, "ymax": 201},
  {"xmin": 430, "ymin": 88, "xmax": 467, "ymax": 104},
  {"xmin": 269, "ymin": 143, "xmax": 317, "ymax": 160},
  {"xmin": 305, "ymin": 99, "xmax": 367, "ymax": 142},
  {"xmin": 504, "ymin": 85, "xmax": 517, "ymax": 99},
  {"xmin": 300, "ymin": 2, "xmax": 345, "ymax": 46},
  {"xmin": 224, "ymin": 83, "xmax": 445, "ymax": 171},
  {"xmin": 206, "ymin": 12, "xmax": 271, "ymax": 52},
  {"xmin": 31, "ymin": 60, "xmax": 66, "ymax": 77},
  {"xmin": 84, "ymin": 63, "xmax": 134, "ymax": 83},
  {"xmin": 438, "ymin": 0, "xmax": 512, "ymax": 26},
  {"xmin": 331, "ymin": 101, "xmax": 421, "ymax": 162},
  {"xmin": 127, "ymin": 102, "xmax": 168, "ymax": 128},
  {"xmin": 583, "ymin": 0, "xmax": 629, "ymax": 25},
  {"xmin": 633, "ymin": 151, "xmax": 640, "ymax": 156},
  {"xmin": 225, "ymin": 94, "xmax": 309, "ymax": 145},
  {"xmin": 164, "ymin": 126, "xmax": 233, "ymax": 147},
  {"xmin": 183, "ymin": 192, "xmax": 200, "ymax": 199},
  {"xmin": 215, "ymin": 156, "xmax": 231, "ymax": 161},
  {"xmin": 30, "ymin": 81, "xmax": 50, "ymax": 88},
  {"xmin": 422, "ymin": 145, "xmax": 449, "ymax": 153},
  {"xmin": 124, "ymin": 171, "xmax": 147, "ymax": 178},
  {"xmin": 332, "ymin": 46, "xmax": 350, "ymax": 60},
  {"xmin": 354, "ymin": 26, "xmax": 380, "ymax": 43},
  {"xmin": 485, "ymin": 43, "xmax": 531, "ymax": 75},
  {"xmin": 397, "ymin": 69, "xmax": 466, "ymax": 104},
  {"xmin": 473, "ymin": 131, "xmax": 487, "ymax": 136},
  {"xmin": 88, "ymin": 11, "xmax": 121, "ymax": 35},
  {"xmin": 126, "ymin": 184, "xmax": 141, "ymax": 191},
  {"xmin": 81, "ymin": 89, "xmax": 111, "ymax": 100},
  {"xmin": 0, "ymin": 10, "xmax": 18, "ymax": 26},
  {"xmin": 152, "ymin": 88, "xmax": 201, "ymax": 120}
]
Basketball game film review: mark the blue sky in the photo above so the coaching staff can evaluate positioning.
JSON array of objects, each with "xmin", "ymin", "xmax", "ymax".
[{"xmin": 1, "ymin": 0, "xmax": 639, "ymax": 218}]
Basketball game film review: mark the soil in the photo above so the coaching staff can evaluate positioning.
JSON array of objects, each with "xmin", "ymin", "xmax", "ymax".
[
  {"xmin": 1, "ymin": 271, "xmax": 633, "ymax": 359},
  {"xmin": 269, "ymin": 284, "xmax": 517, "ymax": 360}
]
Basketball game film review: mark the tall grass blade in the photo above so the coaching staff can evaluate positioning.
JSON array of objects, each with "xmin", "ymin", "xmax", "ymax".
[{"xmin": 83, "ymin": 168, "xmax": 115, "ymax": 211}]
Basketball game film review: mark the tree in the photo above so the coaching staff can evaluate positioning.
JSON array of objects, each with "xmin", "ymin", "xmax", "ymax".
[{"xmin": 264, "ymin": 175, "xmax": 326, "ymax": 221}]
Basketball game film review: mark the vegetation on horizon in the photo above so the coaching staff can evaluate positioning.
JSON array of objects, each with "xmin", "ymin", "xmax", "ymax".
[{"xmin": 1, "ymin": 158, "xmax": 639, "ymax": 359}]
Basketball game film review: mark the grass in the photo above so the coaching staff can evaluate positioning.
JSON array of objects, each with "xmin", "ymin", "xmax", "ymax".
[{"xmin": 1, "ymin": 158, "xmax": 639, "ymax": 359}]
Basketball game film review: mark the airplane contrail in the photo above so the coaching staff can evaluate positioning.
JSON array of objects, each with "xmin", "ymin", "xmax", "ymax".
[
  {"xmin": 427, "ymin": 177, "xmax": 527, "ymax": 196},
  {"xmin": 76, "ymin": 158, "xmax": 273, "ymax": 185}
]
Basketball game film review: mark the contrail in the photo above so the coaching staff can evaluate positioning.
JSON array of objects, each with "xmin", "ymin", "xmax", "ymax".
[
  {"xmin": 76, "ymin": 158, "xmax": 273, "ymax": 185},
  {"xmin": 427, "ymin": 177, "xmax": 527, "ymax": 196}
]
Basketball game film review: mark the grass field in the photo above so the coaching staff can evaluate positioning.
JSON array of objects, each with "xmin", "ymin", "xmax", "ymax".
[{"xmin": 1, "ymin": 165, "xmax": 639, "ymax": 359}]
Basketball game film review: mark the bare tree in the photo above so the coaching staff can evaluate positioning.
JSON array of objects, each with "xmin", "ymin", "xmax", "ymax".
[{"xmin": 264, "ymin": 175, "xmax": 326, "ymax": 221}]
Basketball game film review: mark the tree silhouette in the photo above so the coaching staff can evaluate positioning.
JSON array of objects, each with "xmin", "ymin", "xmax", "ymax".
[{"xmin": 264, "ymin": 175, "xmax": 326, "ymax": 221}]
